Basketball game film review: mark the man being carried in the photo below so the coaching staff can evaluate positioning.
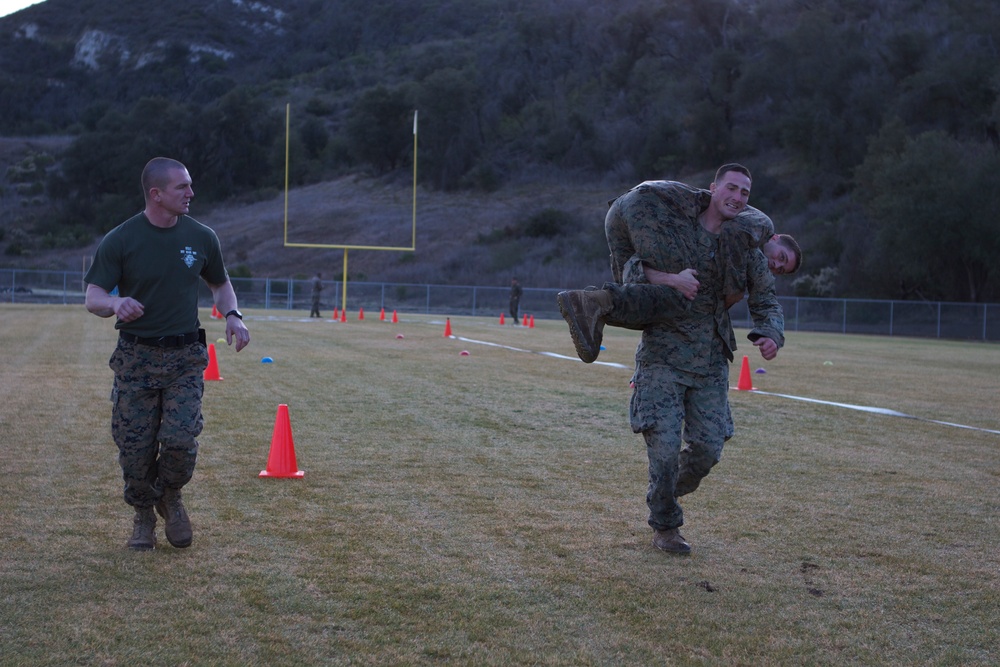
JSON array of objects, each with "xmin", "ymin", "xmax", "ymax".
[{"xmin": 558, "ymin": 178, "xmax": 800, "ymax": 363}]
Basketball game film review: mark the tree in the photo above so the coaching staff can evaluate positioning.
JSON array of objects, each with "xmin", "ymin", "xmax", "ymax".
[
  {"xmin": 415, "ymin": 67, "xmax": 484, "ymax": 190},
  {"xmin": 344, "ymin": 86, "xmax": 414, "ymax": 175},
  {"xmin": 853, "ymin": 122, "xmax": 1000, "ymax": 302}
]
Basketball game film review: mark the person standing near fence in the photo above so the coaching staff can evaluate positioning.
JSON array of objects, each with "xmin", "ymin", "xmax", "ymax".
[
  {"xmin": 509, "ymin": 277, "xmax": 523, "ymax": 324},
  {"xmin": 84, "ymin": 157, "xmax": 250, "ymax": 551},
  {"xmin": 310, "ymin": 272, "xmax": 323, "ymax": 318}
]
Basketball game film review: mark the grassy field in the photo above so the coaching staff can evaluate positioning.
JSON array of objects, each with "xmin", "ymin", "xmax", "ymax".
[{"xmin": 1, "ymin": 304, "xmax": 998, "ymax": 666}]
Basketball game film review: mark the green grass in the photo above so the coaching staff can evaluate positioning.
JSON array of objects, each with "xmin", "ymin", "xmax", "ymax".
[{"xmin": 1, "ymin": 304, "xmax": 998, "ymax": 666}]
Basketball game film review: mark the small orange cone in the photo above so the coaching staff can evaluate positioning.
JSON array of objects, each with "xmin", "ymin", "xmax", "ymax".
[
  {"xmin": 499, "ymin": 312, "xmax": 505, "ymax": 325},
  {"xmin": 529, "ymin": 314, "xmax": 535, "ymax": 328},
  {"xmin": 522, "ymin": 315, "xmax": 528, "ymax": 327},
  {"xmin": 379, "ymin": 308, "xmax": 386, "ymax": 321},
  {"xmin": 211, "ymin": 305, "xmax": 223, "ymax": 319},
  {"xmin": 391, "ymin": 310, "xmax": 398, "ymax": 323},
  {"xmin": 737, "ymin": 355, "xmax": 754, "ymax": 391},
  {"xmin": 358, "ymin": 307, "xmax": 365, "ymax": 320},
  {"xmin": 340, "ymin": 309, "xmax": 346, "ymax": 323},
  {"xmin": 444, "ymin": 318, "xmax": 452, "ymax": 337},
  {"xmin": 259, "ymin": 404, "xmax": 304, "ymax": 478},
  {"xmin": 332, "ymin": 306, "xmax": 339, "ymax": 320},
  {"xmin": 204, "ymin": 343, "xmax": 222, "ymax": 381}
]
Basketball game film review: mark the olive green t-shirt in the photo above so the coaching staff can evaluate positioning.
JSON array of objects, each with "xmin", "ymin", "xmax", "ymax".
[{"xmin": 85, "ymin": 212, "xmax": 229, "ymax": 338}]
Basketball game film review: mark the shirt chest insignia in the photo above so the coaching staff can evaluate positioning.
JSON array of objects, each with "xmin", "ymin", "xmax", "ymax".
[{"xmin": 180, "ymin": 246, "xmax": 198, "ymax": 268}]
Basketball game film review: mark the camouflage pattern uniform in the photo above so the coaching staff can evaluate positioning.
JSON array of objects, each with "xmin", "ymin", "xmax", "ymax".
[
  {"xmin": 604, "ymin": 180, "xmax": 784, "ymax": 533},
  {"xmin": 86, "ymin": 212, "xmax": 227, "ymax": 512},
  {"xmin": 602, "ymin": 181, "xmax": 777, "ymax": 330},
  {"xmin": 109, "ymin": 340, "xmax": 208, "ymax": 507}
]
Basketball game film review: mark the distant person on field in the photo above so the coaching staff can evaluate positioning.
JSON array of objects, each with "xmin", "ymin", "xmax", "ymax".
[
  {"xmin": 84, "ymin": 157, "xmax": 250, "ymax": 552},
  {"xmin": 310, "ymin": 272, "xmax": 323, "ymax": 318},
  {"xmin": 509, "ymin": 277, "xmax": 523, "ymax": 324}
]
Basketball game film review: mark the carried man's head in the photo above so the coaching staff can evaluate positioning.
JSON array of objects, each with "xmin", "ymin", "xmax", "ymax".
[{"xmin": 764, "ymin": 234, "xmax": 802, "ymax": 276}]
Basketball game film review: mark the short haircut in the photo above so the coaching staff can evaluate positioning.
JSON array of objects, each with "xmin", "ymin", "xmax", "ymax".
[
  {"xmin": 141, "ymin": 157, "xmax": 187, "ymax": 200},
  {"xmin": 714, "ymin": 163, "xmax": 751, "ymax": 184},
  {"xmin": 774, "ymin": 233, "xmax": 802, "ymax": 274}
]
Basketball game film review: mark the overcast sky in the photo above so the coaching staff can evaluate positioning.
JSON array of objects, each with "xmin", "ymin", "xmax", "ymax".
[{"xmin": 0, "ymin": 0, "xmax": 43, "ymax": 19}]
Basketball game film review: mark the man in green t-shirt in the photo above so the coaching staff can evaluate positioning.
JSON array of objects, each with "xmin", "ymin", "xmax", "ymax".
[{"xmin": 85, "ymin": 157, "xmax": 250, "ymax": 551}]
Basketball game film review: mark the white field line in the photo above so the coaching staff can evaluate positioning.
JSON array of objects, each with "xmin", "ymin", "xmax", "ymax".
[
  {"xmin": 457, "ymin": 335, "xmax": 1000, "ymax": 436},
  {"xmin": 745, "ymin": 389, "xmax": 1000, "ymax": 436},
  {"xmin": 454, "ymin": 335, "xmax": 631, "ymax": 369},
  {"xmin": 253, "ymin": 319, "xmax": 999, "ymax": 436}
]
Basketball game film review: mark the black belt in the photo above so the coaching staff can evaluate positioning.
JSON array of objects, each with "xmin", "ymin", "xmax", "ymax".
[{"xmin": 119, "ymin": 330, "xmax": 204, "ymax": 348}]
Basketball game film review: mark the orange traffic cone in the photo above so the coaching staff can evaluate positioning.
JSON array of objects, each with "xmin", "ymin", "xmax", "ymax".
[
  {"xmin": 358, "ymin": 307, "xmax": 365, "ymax": 320},
  {"xmin": 499, "ymin": 312, "xmax": 505, "ymax": 325},
  {"xmin": 529, "ymin": 314, "xmax": 535, "ymax": 328},
  {"xmin": 522, "ymin": 315, "xmax": 528, "ymax": 327},
  {"xmin": 737, "ymin": 355, "xmax": 754, "ymax": 391},
  {"xmin": 380, "ymin": 308, "xmax": 386, "ymax": 321},
  {"xmin": 340, "ymin": 309, "xmax": 346, "ymax": 323},
  {"xmin": 211, "ymin": 305, "xmax": 223, "ymax": 319},
  {"xmin": 444, "ymin": 318, "xmax": 452, "ymax": 337},
  {"xmin": 391, "ymin": 310, "xmax": 398, "ymax": 323},
  {"xmin": 332, "ymin": 306, "xmax": 339, "ymax": 320},
  {"xmin": 204, "ymin": 343, "xmax": 222, "ymax": 381},
  {"xmin": 259, "ymin": 404, "xmax": 304, "ymax": 478}
]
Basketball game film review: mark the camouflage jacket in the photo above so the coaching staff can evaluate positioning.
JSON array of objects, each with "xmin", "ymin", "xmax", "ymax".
[{"xmin": 607, "ymin": 180, "xmax": 784, "ymax": 370}]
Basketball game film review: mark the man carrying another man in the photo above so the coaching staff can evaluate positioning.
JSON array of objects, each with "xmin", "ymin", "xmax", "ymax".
[{"xmin": 558, "ymin": 164, "xmax": 800, "ymax": 554}]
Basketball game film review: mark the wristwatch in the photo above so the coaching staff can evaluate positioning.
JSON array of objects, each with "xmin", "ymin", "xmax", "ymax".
[{"xmin": 225, "ymin": 309, "xmax": 243, "ymax": 320}]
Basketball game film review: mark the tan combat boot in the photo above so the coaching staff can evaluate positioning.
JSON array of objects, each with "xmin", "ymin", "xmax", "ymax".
[
  {"xmin": 556, "ymin": 288, "xmax": 612, "ymax": 363},
  {"xmin": 652, "ymin": 528, "xmax": 691, "ymax": 555},
  {"xmin": 127, "ymin": 507, "xmax": 157, "ymax": 551},
  {"xmin": 156, "ymin": 488, "xmax": 193, "ymax": 548}
]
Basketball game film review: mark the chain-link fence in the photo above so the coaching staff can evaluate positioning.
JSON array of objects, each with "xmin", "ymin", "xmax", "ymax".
[{"xmin": 4, "ymin": 268, "xmax": 998, "ymax": 341}]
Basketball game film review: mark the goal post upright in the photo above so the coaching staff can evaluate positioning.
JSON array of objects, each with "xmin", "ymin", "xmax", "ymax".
[{"xmin": 282, "ymin": 106, "xmax": 419, "ymax": 312}]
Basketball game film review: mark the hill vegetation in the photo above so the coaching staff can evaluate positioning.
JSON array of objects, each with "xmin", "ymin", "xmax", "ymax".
[{"xmin": 1, "ymin": 0, "xmax": 999, "ymax": 300}]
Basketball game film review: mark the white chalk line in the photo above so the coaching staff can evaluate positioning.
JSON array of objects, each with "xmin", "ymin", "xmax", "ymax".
[
  {"xmin": 454, "ymin": 336, "xmax": 631, "ymax": 369},
  {"xmin": 459, "ymin": 335, "xmax": 999, "ymax": 436},
  {"xmin": 279, "ymin": 320, "xmax": 993, "ymax": 436},
  {"xmin": 741, "ymin": 389, "xmax": 1000, "ymax": 436}
]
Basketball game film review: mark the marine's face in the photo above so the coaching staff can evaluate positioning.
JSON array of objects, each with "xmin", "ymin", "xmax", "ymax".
[
  {"xmin": 763, "ymin": 237, "xmax": 796, "ymax": 275},
  {"xmin": 709, "ymin": 171, "xmax": 751, "ymax": 220},
  {"xmin": 154, "ymin": 168, "xmax": 194, "ymax": 217}
]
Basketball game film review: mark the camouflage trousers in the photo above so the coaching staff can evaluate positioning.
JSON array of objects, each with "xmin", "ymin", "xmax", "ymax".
[
  {"xmin": 602, "ymin": 281, "xmax": 693, "ymax": 331},
  {"xmin": 108, "ymin": 339, "xmax": 208, "ymax": 508},
  {"xmin": 630, "ymin": 362, "xmax": 733, "ymax": 531}
]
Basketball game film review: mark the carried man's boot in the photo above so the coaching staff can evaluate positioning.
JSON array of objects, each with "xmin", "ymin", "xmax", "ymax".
[
  {"xmin": 127, "ymin": 507, "xmax": 157, "ymax": 551},
  {"xmin": 156, "ymin": 488, "xmax": 193, "ymax": 548},
  {"xmin": 556, "ymin": 287, "xmax": 613, "ymax": 363}
]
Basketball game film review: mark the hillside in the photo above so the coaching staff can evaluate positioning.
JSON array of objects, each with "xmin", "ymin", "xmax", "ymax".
[
  {"xmin": 2, "ymin": 0, "xmax": 999, "ymax": 300},
  {"xmin": 151, "ymin": 173, "xmax": 623, "ymax": 290},
  {"xmin": 2, "ymin": 147, "xmax": 636, "ymax": 290}
]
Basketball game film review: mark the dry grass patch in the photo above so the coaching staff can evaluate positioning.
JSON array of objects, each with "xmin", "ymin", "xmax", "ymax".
[{"xmin": 1, "ymin": 305, "xmax": 997, "ymax": 665}]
